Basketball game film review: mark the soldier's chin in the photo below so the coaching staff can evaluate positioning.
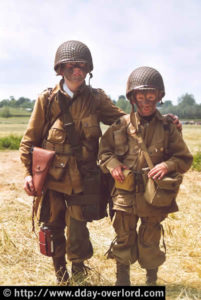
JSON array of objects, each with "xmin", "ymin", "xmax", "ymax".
[
  {"xmin": 71, "ymin": 75, "xmax": 85, "ymax": 82},
  {"xmin": 139, "ymin": 108, "xmax": 154, "ymax": 116},
  {"xmin": 70, "ymin": 77, "xmax": 84, "ymax": 82}
]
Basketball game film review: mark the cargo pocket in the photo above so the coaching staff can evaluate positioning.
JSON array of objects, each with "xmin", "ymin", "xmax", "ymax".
[
  {"xmin": 48, "ymin": 154, "xmax": 69, "ymax": 181},
  {"xmin": 47, "ymin": 118, "xmax": 66, "ymax": 144},
  {"xmin": 82, "ymin": 114, "xmax": 102, "ymax": 139},
  {"xmin": 113, "ymin": 128, "xmax": 128, "ymax": 156}
]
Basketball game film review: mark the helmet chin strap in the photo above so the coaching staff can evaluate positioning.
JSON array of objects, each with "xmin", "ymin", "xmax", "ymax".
[
  {"xmin": 88, "ymin": 72, "xmax": 93, "ymax": 86},
  {"xmin": 129, "ymin": 94, "xmax": 137, "ymax": 113}
]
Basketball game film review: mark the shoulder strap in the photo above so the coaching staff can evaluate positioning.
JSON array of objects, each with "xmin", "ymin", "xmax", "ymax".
[
  {"xmin": 40, "ymin": 88, "xmax": 57, "ymax": 143},
  {"xmin": 58, "ymin": 91, "xmax": 82, "ymax": 160}
]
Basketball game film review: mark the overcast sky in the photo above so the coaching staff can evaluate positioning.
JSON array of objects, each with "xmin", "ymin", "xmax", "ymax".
[{"xmin": 0, "ymin": 0, "xmax": 201, "ymax": 104}]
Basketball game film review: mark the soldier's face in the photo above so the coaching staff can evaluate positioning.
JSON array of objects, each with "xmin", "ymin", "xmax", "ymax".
[
  {"xmin": 61, "ymin": 62, "xmax": 87, "ymax": 83},
  {"xmin": 134, "ymin": 91, "xmax": 159, "ymax": 116}
]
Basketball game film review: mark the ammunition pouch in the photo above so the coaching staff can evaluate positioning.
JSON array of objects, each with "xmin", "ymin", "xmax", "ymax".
[
  {"xmin": 144, "ymin": 172, "xmax": 183, "ymax": 207},
  {"xmin": 114, "ymin": 169, "xmax": 145, "ymax": 193},
  {"xmin": 65, "ymin": 166, "xmax": 109, "ymax": 222}
]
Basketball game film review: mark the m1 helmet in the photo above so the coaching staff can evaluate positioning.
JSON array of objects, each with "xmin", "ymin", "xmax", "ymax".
[
  {"xmin": 126, "ymin": 66, "xmax": 165, "ymax": 100},
  {"xmin": 54, "ymin": 40, "xmax": 93, "ymax": 74}
]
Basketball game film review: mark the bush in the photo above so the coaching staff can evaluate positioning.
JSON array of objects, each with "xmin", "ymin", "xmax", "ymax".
[
  {"xmin": 192, "ymin": 152, "xmax": 201, "ymax": 172},
  {"xmin": 0, "ymin": 107, "xmax": 11, "ymax": 118},
  {"xmin": 0, "ymin": 135, "xmax": 22, "ymax": 150}
]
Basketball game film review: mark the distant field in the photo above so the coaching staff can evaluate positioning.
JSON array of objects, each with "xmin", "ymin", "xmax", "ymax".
[
  {"xmin": 0, "ymin": 107, "xmax": 31, "ymax": 117},
  {"xmin": 0, "ymin": 119, "xmax": 200, "ymax": 154},
  {"xmin": 0, "ymin": 117, "xmax": 29, "ymax": 137},
  {"xmin": 0, "ymin": 116, "xmax": 29, "ymax": 124}
]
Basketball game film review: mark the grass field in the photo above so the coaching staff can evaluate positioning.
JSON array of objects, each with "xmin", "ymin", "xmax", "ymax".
[
  {"xmin": 0, "ymin": 118, "xmax": 201, "ymax": 298},
  {"xmin": 0, "ymin": 151, "xmax": 200, "ymax": 299},
  {"xmin": 182, "ymin": 125, "xmax": 201, "ymax": 154}
]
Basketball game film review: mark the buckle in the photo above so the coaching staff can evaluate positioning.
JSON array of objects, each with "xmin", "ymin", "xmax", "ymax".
[{"xmin": 64, "ymin": 122, "xmax": 74, "ymax": 128}]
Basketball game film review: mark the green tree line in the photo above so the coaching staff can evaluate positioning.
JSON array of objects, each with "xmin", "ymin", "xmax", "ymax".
[
  {"xmin": 114, "ymin": 93, "xmax": 201, "ymax": 119},
  {"xmin": 0, "ymin": 96, "xmax": 35, "ymax": 109},
  {"xmin": 1, "ymin": 93, "xmax": 201, "ymax": 119},
  {"xmin": 158, "ymin": 93, "xmax": 201, "ymax": 119},
  {"xmin": 0, "ymin": 96, "xmax": 35, "ymax": 117}
]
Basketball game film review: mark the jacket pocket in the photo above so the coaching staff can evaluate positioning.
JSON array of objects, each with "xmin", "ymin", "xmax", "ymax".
[
  {"xmin": 148, "ymin": 140, "xmax": 165, "ymax": 164},
  {"xmin": 47, "ymin": 118, "xmax": 66, "ymax": 144},
  {"xmin": 48, "ymin": 154, "xmax": 69, "ymax": 181},
  {"xmin": 113, "ymin": 128, "xmax": 128, "ymax": 156},
  {"xmin": 82, "ymin": 114, "xmax": 102, "ymax": 139}
]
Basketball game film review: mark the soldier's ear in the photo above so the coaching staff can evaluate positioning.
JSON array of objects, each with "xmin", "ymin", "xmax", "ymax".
[
  {"xmin": 129, "ymin": 93, "xmax": 136, "ymax": 105},
  {"xmin": 56, "ymin": 65, "xmax": 64, "ymax": 76}
]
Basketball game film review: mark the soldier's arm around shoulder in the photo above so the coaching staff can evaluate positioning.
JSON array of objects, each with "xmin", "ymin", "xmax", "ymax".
[
  {"xmin": 163, "ymin": 122, "xmax": 193, "ymax": 174},
  {"xmin": 19, "ymin": 90, "xmax": 50, "ymax": 177},
  {"xmin": 94, "ymin": 88, "xmax": 125, "ymax": 125},
  {"xmin": 98, "ymin": 116, "xmax": 128, "ymax": 174}
]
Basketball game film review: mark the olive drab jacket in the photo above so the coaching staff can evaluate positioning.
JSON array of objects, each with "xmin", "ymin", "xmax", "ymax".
[
  {"xmin": 98, "ymin": 110, "xmax": 193, "ymax": 216},
  {"xmin": 20, "ymin": 79, "xmax": 125, "ymax": 195}
]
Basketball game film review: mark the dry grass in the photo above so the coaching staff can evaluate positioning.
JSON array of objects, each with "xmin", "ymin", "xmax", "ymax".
[
  {"xmin": 182, "ymin": 125, "xmax": 201, "ymax": 154},
  {"xmin": 0, "ymin": 123, "xmax": 201, "ymax": 299},
  {"xmin": 0, "ymin": 151, "xmax": 201, "ymax": 299}
]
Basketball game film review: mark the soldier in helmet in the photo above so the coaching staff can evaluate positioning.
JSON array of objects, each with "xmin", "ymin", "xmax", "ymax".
[
  {"xmin": 98, "ymin": 66, "xmax": 193, "ymax": 285},
  {"xmin": 20, "ymin": 40, "xmax": 126, "ymax": 284}
]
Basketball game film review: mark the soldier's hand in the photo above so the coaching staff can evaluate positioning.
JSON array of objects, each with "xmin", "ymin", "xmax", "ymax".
[
  {"xmin": 111, "ymin": 165, "xmax": 129, "ymax": 183},
  {"xmin": 148, "ymin": 162, "xmax": 168, "ymax": 180},
  {"xmin": 165, "ymin": 113, "xmax": 182, "ymax": 131},
  {"xmin": 24, "ymin": 175, "xmax": 35, "ymax": 196}
]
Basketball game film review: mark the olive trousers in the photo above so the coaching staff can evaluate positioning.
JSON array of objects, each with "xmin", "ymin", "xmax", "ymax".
[
  {"xmin": 43, "ymin": 190, "xmax": 93, "ymax": 262},
  {"xmin": 108, "ymin": 210, "xmax": 166, "ymax": 269}
]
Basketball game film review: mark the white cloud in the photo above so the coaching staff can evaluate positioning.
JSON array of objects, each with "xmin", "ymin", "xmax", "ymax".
[{"xmin": 0, "ymin": 0, "xmax": 201, "ymax": 103}]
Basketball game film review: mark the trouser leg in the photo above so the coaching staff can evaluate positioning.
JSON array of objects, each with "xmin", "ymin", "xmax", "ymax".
[
  {"xmin": 65, "ymin": 205, "xmax": 93, "ymax": 280},
  {"xmin": 106, "ymin": 210, "xmax": 138, "ymax": 285},
  {"xmin": 44, "ymin": 190, "xmax": 67, "ymax": 257},
  {"xmin": 138, "ymin": 215, "xmax": 166, "ymax": 269},
  {"xmin": 66, "ymin": 205, "xmax": 93, "ymax": 264},
  {"xmin": 43, "ymin": 190, "xmax": 69, "ymax": 284},
  {"xmin": 108, "ymin": 210, "xmax": 138, "ymax": 265},
  {"xmin": 138, "ymin": 215, "xmax": 166, "ymax": 284}
]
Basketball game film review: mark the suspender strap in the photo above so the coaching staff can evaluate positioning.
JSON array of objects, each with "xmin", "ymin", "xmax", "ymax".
[{"xmin": 58, "ymin": 91, "xmax": 82, "ymax": 161}]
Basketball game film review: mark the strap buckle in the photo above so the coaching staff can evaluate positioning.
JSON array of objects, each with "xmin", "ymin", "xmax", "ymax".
[{"xmin": 64, "ymin": 122, "xmax": 74, "ymax": 128}]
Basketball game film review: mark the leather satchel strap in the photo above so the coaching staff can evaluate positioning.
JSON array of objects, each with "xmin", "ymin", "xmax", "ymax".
[
  {"xmin": 137, "ymin": 128, "xmax": 154, "ymax": 169},
  {"xmin": 131, "ymin": 113, "xmax": 154, "ymax": 169}
]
